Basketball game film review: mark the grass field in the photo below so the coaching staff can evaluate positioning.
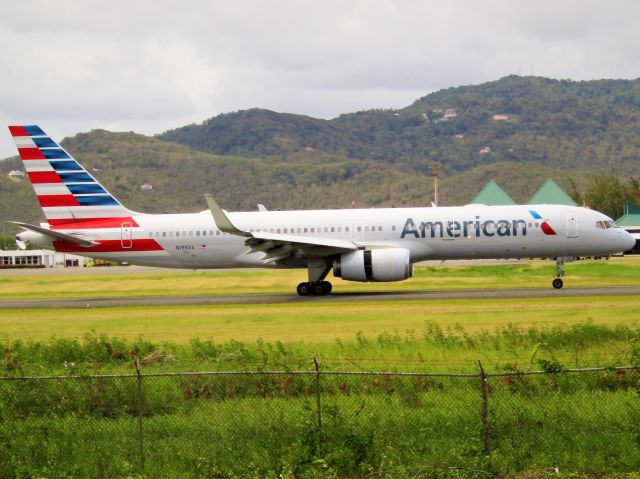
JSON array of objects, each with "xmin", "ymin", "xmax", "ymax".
[
  {"xmin": 2, "ymin": 296, "xmax": 640, "ymax": 345},
  {"xmin": 2, "ymin": 257, "xmax": 640, "ymax": 299},
  {"xmin": 3, "ymin": 259, "xmax": 640, "ymax": 477}
]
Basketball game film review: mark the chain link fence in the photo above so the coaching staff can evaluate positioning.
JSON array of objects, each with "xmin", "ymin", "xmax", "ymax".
[{"xmin": 0, "ymin": 362, "xmax": 639, "ymax": 477}]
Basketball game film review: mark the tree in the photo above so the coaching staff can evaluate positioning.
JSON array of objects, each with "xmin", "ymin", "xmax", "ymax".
[{"xmin": 569, "ymin": 173, "xmax": 640, "ymax": 219}]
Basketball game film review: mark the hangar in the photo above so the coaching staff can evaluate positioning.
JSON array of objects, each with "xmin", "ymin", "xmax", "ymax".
[
  {"xmin": 616, "ymin": 201, "xmax": 640, "ymax": 254},
  {"xmin": 0, "ymin": 249, "xmax": 89, "ymax": 269}
]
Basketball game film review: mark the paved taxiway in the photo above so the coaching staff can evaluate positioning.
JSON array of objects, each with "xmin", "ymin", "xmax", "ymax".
[{"xmin": 1, "ymin": 285, "xmax": 639, "ymax": 309}]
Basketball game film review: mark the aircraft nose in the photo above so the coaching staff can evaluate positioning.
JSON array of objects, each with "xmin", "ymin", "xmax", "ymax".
[{"xmin": 620, "ymin": 230, "xmax": 636, "ymax": 252}]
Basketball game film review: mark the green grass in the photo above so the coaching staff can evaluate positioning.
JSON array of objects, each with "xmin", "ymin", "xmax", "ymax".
[
  {"xmin": 1, "ymin": 368, "xmax": 639, "ymax": 478},
  {"xmin": 3, "ymin": 260, "xmax": 640, "ymax": 477},
  {"xmin": 1, "ymin": 257, "xmax": 640, "ymax": 299},
  {"xmin": 2, "ymin": 295, "xmax": 640, "ymax": 345}
]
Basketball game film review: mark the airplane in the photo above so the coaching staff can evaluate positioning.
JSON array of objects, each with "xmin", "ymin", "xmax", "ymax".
[{"xmin": 7, "ymin": 125, "xmax": 635, "ymax": 295}]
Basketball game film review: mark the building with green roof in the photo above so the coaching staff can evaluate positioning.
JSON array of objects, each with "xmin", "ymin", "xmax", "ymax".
[
  {"xmin": 528, "ymin": 179, "xmax": 577, "ymax": 206},
  {"xmin": 469, "ymin": 180, "xmax": 515, "ymax": 205},
  {"xmin": 616, "ymin": 201, "xmax": 640, "ymax": 254}
]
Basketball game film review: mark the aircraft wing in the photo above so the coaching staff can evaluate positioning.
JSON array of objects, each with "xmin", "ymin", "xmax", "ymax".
[
  {"xmin": 9, "ymin": 221, "xmax": 99, "ymax": 247},
  {"xmin": 205, "ymin": 195, "xmax": 357, "ymax": 263}
]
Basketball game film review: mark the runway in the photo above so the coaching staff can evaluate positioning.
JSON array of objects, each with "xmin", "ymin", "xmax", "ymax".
[{"xmin": 2, "ymin": 285, "xmax": 640, "ymax": 309}]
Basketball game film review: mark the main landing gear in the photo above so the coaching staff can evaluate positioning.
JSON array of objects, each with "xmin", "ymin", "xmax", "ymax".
[
  {"xmin": 297, "ymin": 260, "xmax": 333, "ymax": 296},
  {"xmin": 552, "ymin": 257, "xmax": 566, "ymax": 289},
  {"xmin": 297, "ymin": 281, "xmax": 332, "ymax": 296}
]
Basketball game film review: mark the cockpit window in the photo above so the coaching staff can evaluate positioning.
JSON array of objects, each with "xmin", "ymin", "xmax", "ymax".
[{"xmin": 596, "ymin": 220, "xmax": 620, "ymax": 229}]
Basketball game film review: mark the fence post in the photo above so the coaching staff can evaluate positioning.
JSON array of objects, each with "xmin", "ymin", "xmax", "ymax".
[
  {"xmin": 134, "ymin": 357, "xmax": 145, "ymax": 473},
  {"xmin": 478, "ymin": 360, "xmax": 491, "ymax": 455},
  {"xmin": 313, "ymin": 356, "xmax": 322, "ymax": 453}
]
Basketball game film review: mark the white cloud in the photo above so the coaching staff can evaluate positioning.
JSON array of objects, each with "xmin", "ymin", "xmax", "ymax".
[{"xmin": 1, "ymin": 0, "xmax": 639, "ymax": 158}]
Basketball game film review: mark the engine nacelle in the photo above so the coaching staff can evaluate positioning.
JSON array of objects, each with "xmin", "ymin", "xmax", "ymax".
[{"xmin": 333, "ymin": 248, "xmax": 413, "ymax": 282}]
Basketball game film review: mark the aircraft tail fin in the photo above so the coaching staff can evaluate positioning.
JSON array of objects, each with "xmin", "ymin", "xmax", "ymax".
[{"xmin": 8, "ymin": 125, "xmax": 136, "ymax": 227}]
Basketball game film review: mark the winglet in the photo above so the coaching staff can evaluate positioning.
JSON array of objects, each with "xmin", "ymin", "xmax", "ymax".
[{"xmin": 205, "ymin": 195, "xmax": 251, "ymax": 237}]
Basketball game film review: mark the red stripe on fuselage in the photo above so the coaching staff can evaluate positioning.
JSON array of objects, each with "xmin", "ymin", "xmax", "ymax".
[
  {"xmin": 50, "ymin": 217, "xmax": 140, "ymax": 229},
  {"xmin": 38, "ymin": 195, "xmax": 80, "ymax": 207},
  {"xmin": 18, "ymin": 148, "xmax": 46, "ymax": 160},
  {"xmin": 53, "ymin": 239, "xmax": 164, "ymax": 253},
  {"xmin": 540, "ymin": 222, "xmax": 557, "ymax": 235},
  {"xmin": 9, "ymin": 126, "xmax": 28, "ymax": 137},
  {"xmin": 28, "ymin": 171, "xmax": 63, "ymax": 183}
]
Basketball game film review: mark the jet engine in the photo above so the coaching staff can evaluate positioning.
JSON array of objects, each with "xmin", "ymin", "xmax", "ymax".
[{"xmin": 333, "ymin": 248, "xmax": 412, "ymax": 282}]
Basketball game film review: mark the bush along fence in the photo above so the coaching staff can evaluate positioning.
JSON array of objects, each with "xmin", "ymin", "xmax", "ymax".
[{"xmin": 0, "ymin": 360, "xmax": 639, "ymax": 478}]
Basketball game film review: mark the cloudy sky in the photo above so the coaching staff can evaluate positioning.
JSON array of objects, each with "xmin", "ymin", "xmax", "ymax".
[{"xmin": 1, "ymin": 0, "xmax": 639, "ymax": 158}]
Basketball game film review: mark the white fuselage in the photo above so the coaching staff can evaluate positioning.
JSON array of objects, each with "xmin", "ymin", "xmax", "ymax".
[{"xmin": 43, "ymin": 204, "xmax": 634, "ymax": 271}]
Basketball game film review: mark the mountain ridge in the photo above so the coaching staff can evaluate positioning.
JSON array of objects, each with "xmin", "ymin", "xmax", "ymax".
[{"xmin": 159, "ymin": 75, "xmax": 640, "ymax": 175}]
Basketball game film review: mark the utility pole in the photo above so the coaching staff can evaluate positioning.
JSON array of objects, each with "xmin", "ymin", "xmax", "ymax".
[{"xmin": 428, "ymin": 162, "xmax": 443, "ymax": 206}]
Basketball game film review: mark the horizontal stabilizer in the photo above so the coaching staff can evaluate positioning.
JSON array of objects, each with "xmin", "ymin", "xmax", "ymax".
[{"xmin": 9, "ymin": 221, "xmax": 99, "ymax": 247}]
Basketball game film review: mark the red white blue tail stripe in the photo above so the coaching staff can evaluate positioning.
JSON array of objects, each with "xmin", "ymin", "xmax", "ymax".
[{"xmin": 9, "ymin": 125, "xmax": 136, "ymax": 227}]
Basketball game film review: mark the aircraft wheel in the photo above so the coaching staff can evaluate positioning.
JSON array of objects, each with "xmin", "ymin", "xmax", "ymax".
[
  {"xmin": 312, "ymin": 282, "xmax": 326, "ymax": 295},
  {"xmin": 320, "ymin": 281, "xmax": 332, "ymax": 295},
  {"xmin": 297, "ymin": 282, "xmax": 311, "ymax": 296},
  {"xmin": 552, "ymin": 278, "xmax": 564, "ymax": 289}
]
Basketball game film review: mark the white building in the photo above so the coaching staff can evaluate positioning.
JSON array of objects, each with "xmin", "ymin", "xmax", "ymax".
[
  {"xmin": 8, "ymin": 170, "xmax": 25, "ymax": 179},
  {"xmin": 0, "ymin": 249, "xmax": 90, "ymax": 268}
]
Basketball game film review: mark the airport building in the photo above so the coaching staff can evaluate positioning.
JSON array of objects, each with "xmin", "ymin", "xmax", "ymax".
[
  {"xmin": 616, "ymin": 201, "xmax": 640, "ymax": 254},
  {"xmin": 469, "ymin": 180, "xmax": 516, "ymax": 205},
  {"xmin": 527, "ymin": 179, "xmax": 577, "ymax": 206},
  {"xmin": 0, "ymin": 249, "xmax": 89, "ymax": 268}
]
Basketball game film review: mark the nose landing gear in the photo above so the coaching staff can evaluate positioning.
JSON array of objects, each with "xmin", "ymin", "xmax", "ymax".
[{"xmin": 552, "ymin": 257, "xmax": 567, "ymax": 289}]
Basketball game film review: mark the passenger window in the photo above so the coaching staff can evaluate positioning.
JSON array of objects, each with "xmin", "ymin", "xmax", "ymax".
[
  {"xmin": 345, "ymin": 227, "xmax": 349, "ymax": 232},
  {"xmin": 216, "ymin": 230, "xmax": 220, "ymax": 236},
  {"xmin": 357, "ymin": 226, "xmax": 362, "ymax": 232},
  {"xmin": 378, "ymin": 226, "xmax": 382, "ymax": 231},
  {"xmin": 392, "ymin": 226, "xmax": 396, "ymax": 231},
  {"xmin": 196, "ymin": 231, "xmax": 200, "ymax": 236},
  {"xmin": 277, "ymin": 228, "xmax": 281, "ymax": 234},
  {"xmin": 189, "ymin": 231, "xmax": 193, "ymax": 237},
  {"xmin": 304, "ymin": 228, "xmax": 308, "ymax": 233},
  {"xmin": 311, "ymin": 228, "xmax": 315, "ymax": 233},
  {"xmin": 162, "ymin": 232, "xmax": 166, "ymax": 237},
  {"xmin": 365, "ymin": 226, "xmax": 369, "ymax": 232}
]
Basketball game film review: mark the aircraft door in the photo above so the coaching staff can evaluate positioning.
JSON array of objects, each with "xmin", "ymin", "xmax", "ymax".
[
  {"xmin": 121, "ymin": 222, "xmax": 133, "ymax": 248},
  {"xmin": 567, "ymin": 215, "xmax": 578, "ymax": 238}
]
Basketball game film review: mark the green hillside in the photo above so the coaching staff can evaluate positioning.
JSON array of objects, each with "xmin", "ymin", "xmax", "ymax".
[
  {"xmin": 8, "ymin": 74, "xmax": 633, "ymax": 233},
  {"xmin": 0, "ymin": 128, "xmax": 579, "ymax": 233},
  {"xmin": 159, "ymin": 75, "xmax": 640, "ymax": 175}
]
